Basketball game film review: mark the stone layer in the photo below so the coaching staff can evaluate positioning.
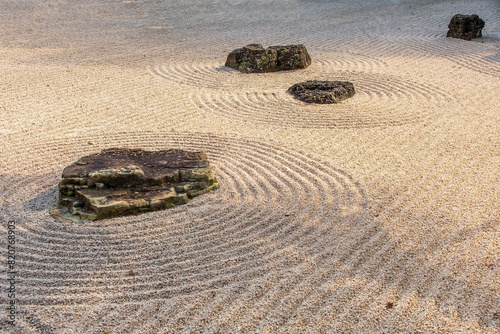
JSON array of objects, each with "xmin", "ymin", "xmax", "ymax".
[{"xmin": 53, "ymin": 148, "xmax": 219, "ymax": 221}]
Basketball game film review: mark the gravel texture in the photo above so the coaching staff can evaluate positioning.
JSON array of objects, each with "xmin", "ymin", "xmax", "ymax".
[{"xmin": 0, "ymin": 0, "xmax": 499, "ymax": 333}]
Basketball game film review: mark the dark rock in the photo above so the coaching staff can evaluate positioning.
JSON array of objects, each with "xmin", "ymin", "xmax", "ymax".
[
  {"xmin": 225, "ymin": 44, "xmax": 311, "ymax": 73},
  {"xmin": 287, "ymin": 80, "xmax": 355, "ymax": 104},
  {"xmin": 52, "ymin": 148, "xmax": 219, "ymax": 221},
  {"xmin": 447, "ymin": 14, "xmax": 485, "ymax": 40}
]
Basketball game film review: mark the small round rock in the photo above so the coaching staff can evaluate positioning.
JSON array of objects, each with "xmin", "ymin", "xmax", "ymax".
[{"xmin": 287, "ymin": 80, "xmax": 355, "ymax": 104}]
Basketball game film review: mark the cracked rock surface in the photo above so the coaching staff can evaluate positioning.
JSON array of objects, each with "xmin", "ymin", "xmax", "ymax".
[{"xmin": 51, "ymin": 148, "xmax": 219, "ymax": 221}]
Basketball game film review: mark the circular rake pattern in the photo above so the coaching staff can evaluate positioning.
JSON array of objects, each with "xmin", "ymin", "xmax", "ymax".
[
  {"xmin": 189, "ymin": 71, "xmax": 454, "ymax": 128},
  {"xmin": 283, "ymin": 6, "xmax": 500, "ymax": 71},
  {"xmin": 310, "ymin": 52, "xmax": 389, "ymax": 72},
  {"xmin": 348, "ymin": 6, "xmax": 500, "ymax": 78},
  {"xmin": 402, "ymin": 37, "xmax": 500, "ymax": 78},
  {"xmin": 147, "ymin": 53, "xmax": 388, "ymax": 89},
  {"xmin": 1, "ymin": 132, "xmax": 367, "ymax": 306},
  {"xmin": 148, "ymin": 59, "xmax": 242, "ymax": 90}
]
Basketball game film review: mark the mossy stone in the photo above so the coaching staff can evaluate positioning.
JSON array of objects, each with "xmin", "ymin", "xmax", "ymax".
[{"xmin": 52, "ymin": 149, "xmax": 219, "ymax": 221}]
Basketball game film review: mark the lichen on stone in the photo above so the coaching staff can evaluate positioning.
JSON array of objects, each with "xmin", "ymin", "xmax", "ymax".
[
  {"xmin": 225, "ymin": 44, "xmax": 311, "ymax": 73},
  {"xmin": 287, "ymin": 80, "xmax": 356, "ymax": 104},
  {"xmin": 51, "ymin": 148, "xmax": 219, "ymax": 222}
]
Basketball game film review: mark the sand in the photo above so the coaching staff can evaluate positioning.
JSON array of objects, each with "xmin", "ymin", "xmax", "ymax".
[{"xmin": 0, "ymin": 0, "xmax": 499, "ymax": 333}]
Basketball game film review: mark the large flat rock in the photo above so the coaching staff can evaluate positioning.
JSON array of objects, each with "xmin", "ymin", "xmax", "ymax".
[
  {"xmin": 52, "ymin": 148, "xmax": 219, "ymax": 221},
  {"xmin": 225, "ymin": 43, "xmax": 311, "ymax": 73}
]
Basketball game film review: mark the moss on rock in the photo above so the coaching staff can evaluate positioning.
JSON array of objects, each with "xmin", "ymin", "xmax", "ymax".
[
  {"xmin": 225, "ymin": 44, "xmax": 311, "ymax": 73},
  {"xmin": 52, "ymin": 148, "xmax": 219, "ymax": 222}
]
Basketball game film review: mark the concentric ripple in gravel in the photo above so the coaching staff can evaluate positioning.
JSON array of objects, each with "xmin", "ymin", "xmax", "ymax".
[{"xmin": 0, "ymin": 132, "xmax": 367, "ymax": 308}]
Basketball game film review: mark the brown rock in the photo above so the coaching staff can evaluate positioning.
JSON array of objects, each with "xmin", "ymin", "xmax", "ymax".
[
  {"xmin": 447, "ymin": 14, "xmax": 485, "ymax": 40},
  {"xmin": 225, "ymin": 43, "xmax": 311, "ymax": 73},
  {"xmin": 53, "ymin": 148, "xmax": 219, "ymax": 221},
  {"xmin": 287, "ymin": 80, "xmax": 355, "ymax": 104}
]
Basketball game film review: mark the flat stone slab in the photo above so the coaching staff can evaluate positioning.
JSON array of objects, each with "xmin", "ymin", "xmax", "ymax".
[
  {"xmin": 447, "ymin": 14, "xmax": 485, "ymax": 40},
  {"xmin": 51, "ymin": 148, "xmax": 219, "ymax": 221},
  {"xmin": 287, "ymin": 80, "xmax": 355, "ymax": 104},
  {"xmin": 225, "ymin": 43, "xmax": 311, "ymax": 73}
]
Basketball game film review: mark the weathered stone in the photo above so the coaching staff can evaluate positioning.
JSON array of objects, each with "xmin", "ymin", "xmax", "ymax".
[
  {"xmin": 52, "ymin": 148, "xmax": 219, "ymax": 221},
  {"xmin": 287, "ymin": 80, "xmax": 355, "ymax": 104},
  {"xmin": 447, "ymin": 14, "xmax": 485, "ymax": 40},
  {"xmin": 225, "ymin": 43, "xmax": 311, "ymax": 73}
]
